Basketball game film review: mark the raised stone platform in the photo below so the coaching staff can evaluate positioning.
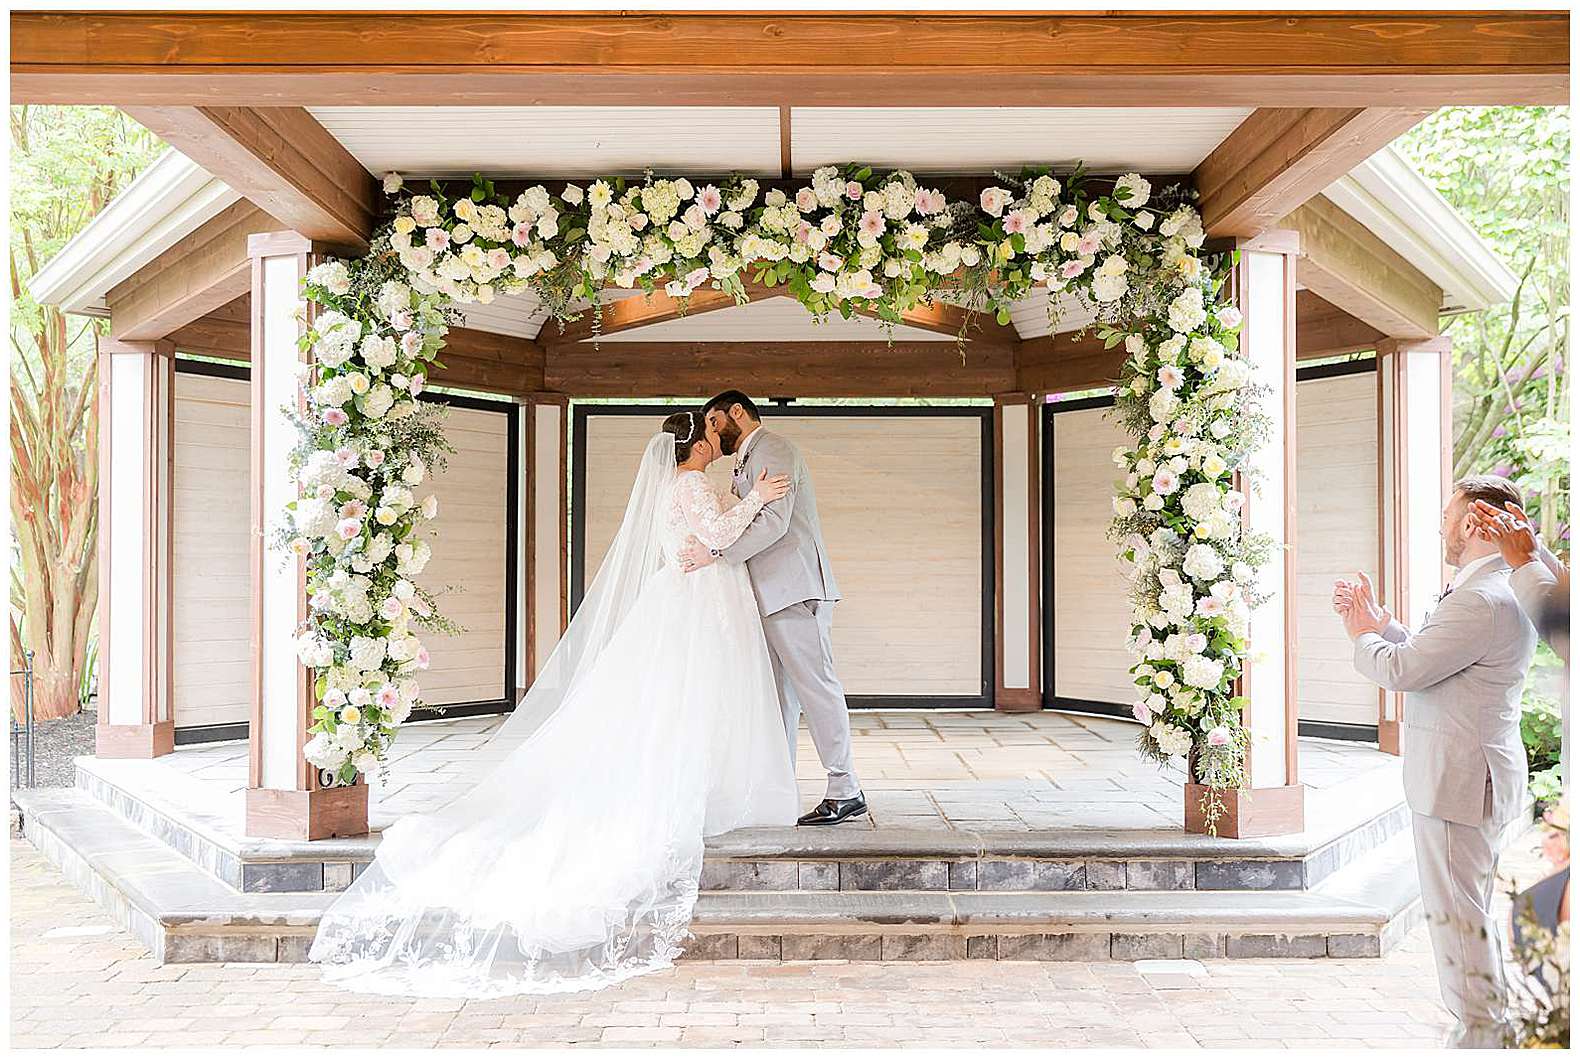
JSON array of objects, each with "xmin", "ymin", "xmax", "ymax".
[{"xmin": 15, "ymin": 711, "xmax": 1424, "ymax": 964}]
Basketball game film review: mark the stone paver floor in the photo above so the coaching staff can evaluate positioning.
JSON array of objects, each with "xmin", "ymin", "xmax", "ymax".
[
  {"xmin": 151, "ymin": 710, "xmax": 1393, "ymax": 834},
  {"xmin": 9, "ymin": 833, "xmax": 1551, "ymax": 1050}
]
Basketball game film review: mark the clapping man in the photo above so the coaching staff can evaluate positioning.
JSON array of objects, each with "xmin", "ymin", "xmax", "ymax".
[{"xmin": 1333, "ymin": 475, "xmax": 1537, "ymax": 1049}]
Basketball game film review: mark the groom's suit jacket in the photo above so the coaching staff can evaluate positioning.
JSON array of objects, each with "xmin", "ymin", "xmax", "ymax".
[
  {"xmin": 723, "ymin": 428, "xmax": 840, "ymax": 617},
  {"xmin": 1352, "ymin": 557, "xmax": 1533, "ymax": 828}
]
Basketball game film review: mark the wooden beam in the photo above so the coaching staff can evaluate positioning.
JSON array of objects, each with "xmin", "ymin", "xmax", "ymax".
[
  {"xmin": 13, "ymin": 12, "xmax": 1567, "ymax": 106},
  {"xmin": 122, "ymin": 106, "xmax": 375, "ymax": 250},
  {"xmin": 108, "ymin": 200, "xmax": 277, "ymax": 341},
  {"xmin": 546, "ymin": 341, "xmax": 1012, "ymax": 398},
  {"xmin": 167, "ymin": 294, "xmax": 544, "ymax": 396},
  {"xmin": 1018, "ymin": 292, "xmax": 1393, "ymax": 392},
  {"xmin": 1195, "ymin": 108, "xmax": 1433, "ymax": 237},
  {"xmin": 1296, "ymin": 290, "xmax": 1385, "ymax": 360},
  {"xmin": 853, "ymin": 299, "xmax": 1018, "ymax": 345},
  {"xmin": 1281, "ymin": 195, "xmax": 1443, "ymax": 339},
  {"xmin": 545, "ymin": 287, "xmax": 747, "ymax": 347}
]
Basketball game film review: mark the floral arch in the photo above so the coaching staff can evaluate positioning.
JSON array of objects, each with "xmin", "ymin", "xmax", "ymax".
[{"xmin": 285, "ymin": 163, "xmax": 1269, "ymax": 831}]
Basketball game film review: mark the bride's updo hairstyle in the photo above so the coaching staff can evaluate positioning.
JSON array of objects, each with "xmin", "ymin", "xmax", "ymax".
[{"xmin": 662, "ymin": 411, "xmax": 706, "ymax": 464}]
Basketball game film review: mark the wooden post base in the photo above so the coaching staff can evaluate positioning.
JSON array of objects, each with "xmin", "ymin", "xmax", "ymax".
[
  {"xmin": 245, "ymin": 783, "xmax": 369, "ymax": 841},
  {"xmin": 1377, "ymin": 718, "xmax": 1401, "ymax": 756},
  {"xmin": 1184, "ymin": 782, "xmax": 1305, "ymax": 839},
  {"xmin": 95, "ymin": 721, "xmax": 175, "ymax": 759}
]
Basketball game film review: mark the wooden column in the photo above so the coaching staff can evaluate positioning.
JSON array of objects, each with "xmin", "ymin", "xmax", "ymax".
[
  {"xmin": 993, "ymin": 394, "xmax": 1041, "ymax": 711},
  {"xmin": 95, "ymin": 337, "xmax": 176, "ymax": 758},
  {"xmin": 1187, "ymin": 232, "xmax": 1305, "ymax": 837},
  {"xmin": 526, "ymin": 397, "xmax": 570, "ymax": 681},
  {"xmin": 244, "ymin": 231, "xmax": 367, "ymax": 840},
  {"xmin": 1375, "ymin": 335, "xmax": 1453, "ymax": 755}
]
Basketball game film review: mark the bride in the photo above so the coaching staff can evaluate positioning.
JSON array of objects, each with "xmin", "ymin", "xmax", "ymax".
[{"xmin": 309, "ymin": 410, "xmax": 800, "ymax": 997}]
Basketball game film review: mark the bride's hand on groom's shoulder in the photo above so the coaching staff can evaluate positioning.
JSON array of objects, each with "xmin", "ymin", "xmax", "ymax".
[
  {"xmin": 678, "ymin": 536, "xmax": 715, "ymax": 574},
  {"xmin": 754, "ymin": 470, "xmax": 792, "ymax": 504}
]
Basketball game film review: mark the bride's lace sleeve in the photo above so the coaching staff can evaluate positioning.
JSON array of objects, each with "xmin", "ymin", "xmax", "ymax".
[{"xmin": 674, "ymin": 472, "xmax": 765, "ymax": 550}]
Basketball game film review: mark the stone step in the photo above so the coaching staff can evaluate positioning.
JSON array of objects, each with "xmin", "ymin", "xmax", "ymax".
[
  {"xmin": 16, "ymin": 786, "xmax": 1420, "ymax": 966},
  {"xmin": 73, "ymin": 755, "xmax": 1411, "ymax": 895}
]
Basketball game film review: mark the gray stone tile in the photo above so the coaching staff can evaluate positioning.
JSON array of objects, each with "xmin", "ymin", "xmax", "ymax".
[
  {"xmin": 1111, "ymin": 933, "xmax": 1183, "ymax": 960},
  {"xmin": 798, "ymin": 862, "xmax": 839, "ymax": 891},
  {"xmin": 681, "ymin": 933, "xmax": 739, "ymax": 960},
  {"xmin": 947, "ymin": 861, "xmax": 979, "ymax": 890},
  {"xmin": 323, "ymin": 861, "xmax": 354, "ymax": 892},
  {"xmin": 977, "ymin": 860, "xmax": 1085, "ymax": 892},
  {"xmin": 163, "ymin": 932, "xmax": 280, "ymax": 964},
  {"xmin": 965, "ymin": 935, "xmax": 998, "ymax": 959},
  {"xmin": 839, "ymin": 860, "xmax": 948, "ymax": 891},
  {"xmin": 699, "ymin": 860, "xmax": 800, "ymax": 891},
  {"xmin": 277, "ymin": 934, "xmax": 315, "ymax": 962},
  {"xmin": 995, "ymin": 932, "xmax": 1111, "ymax": 961},
  {"xmin": 1182, "ymin": 932, "xmax": 1227, "ymax": 959},
  {"xmin": 1326, "ymin": 933, "xmax": 1381, "ymax": 958},
  {"xmin": 737, "ymin": 935, "xmax": 783, "ymax": 960},
  {"xmin": 1225, "ymin": 933, "xmax": 1328, "ymax": 958},
  {"xmin": 781, "ymin": 933, "xmax": 884, "ymax": 961},
  {"xmin": 1126, "ymin": 860, "xmax": 1193, "ymax": 890},
  {"xmin": 881, "ymin": 934, "xmax": 966, "ymax": 960},
  {"xmin": 1195, "ymin": 859, "xmax": 1305, "ymax": 891},
  {"xmin": 1085, "ymin": 861, "xmax": 1127, "ymax": 890},
  {"xmin": 240, "ymin": 861, "xmax": 324, "ymax": 893}
]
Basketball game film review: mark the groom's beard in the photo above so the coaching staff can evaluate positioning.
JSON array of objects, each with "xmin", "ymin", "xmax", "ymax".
[{"xmin": 717, "ymin": 420, "xmax": 742, "ymax": 455}]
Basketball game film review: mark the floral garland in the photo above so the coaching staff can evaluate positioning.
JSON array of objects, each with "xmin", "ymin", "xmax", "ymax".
[{"xmin": 282, "ymin": 163, "xmax": 1270, "ymax": 815}]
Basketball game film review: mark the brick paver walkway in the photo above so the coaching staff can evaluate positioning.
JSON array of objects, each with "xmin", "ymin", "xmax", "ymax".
[{"xmin": 9, "ymin": 835, "xmax": 1552, "ymax": 1049}]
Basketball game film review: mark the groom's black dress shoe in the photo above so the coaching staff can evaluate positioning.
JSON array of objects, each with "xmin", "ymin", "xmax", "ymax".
[{"xmin": 797, "ymin": 793, "xmax": 868, "ymax": 826}]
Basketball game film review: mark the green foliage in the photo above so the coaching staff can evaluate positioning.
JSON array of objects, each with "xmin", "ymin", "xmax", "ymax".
[{"xmin": 1398, "ymin": 107, "xmax": 1570, "ymax": 550}]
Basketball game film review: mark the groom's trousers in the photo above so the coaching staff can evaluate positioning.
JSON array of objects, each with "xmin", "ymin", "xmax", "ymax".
[
  {"xmin": 1412, "ymin": 781, "xmax": 1510, "ymax": 1049},
  {"xmin": 760, "ymin": 599, "xmax": 860, "ymax": 800}
]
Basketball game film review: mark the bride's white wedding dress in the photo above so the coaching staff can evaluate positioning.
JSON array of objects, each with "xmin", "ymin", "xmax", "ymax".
[{"xmin": 309, "ymin": 433, "xmax": 798, "ymax": 997}]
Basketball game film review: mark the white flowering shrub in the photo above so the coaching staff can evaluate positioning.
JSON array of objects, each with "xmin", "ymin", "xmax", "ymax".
[
  {"xmin": 280, "ymin": 249, "xmax": 458, "ymax": 786},
  {"xmin": 286, "ymin": 167, "xmax": 1275, "ymax": 806}
]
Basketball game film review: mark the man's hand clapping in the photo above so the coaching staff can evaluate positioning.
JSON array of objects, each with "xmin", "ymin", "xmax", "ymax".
[{"xmin": 1332, "ymin": 570, "xmax": 1391, "ymax": 640}]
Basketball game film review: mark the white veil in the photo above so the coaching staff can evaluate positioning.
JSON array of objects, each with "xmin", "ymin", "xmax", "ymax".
[{"xmin": 490, "ymin": 430, "xmax": 676, "ymax": 748}]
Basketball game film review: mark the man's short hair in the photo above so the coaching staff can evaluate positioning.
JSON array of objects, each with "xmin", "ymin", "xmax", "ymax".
[
  {"xmin": 703, "ymin": 390, "xmax": 760, "ymax": 422},
  {"xmin": 1452, "ymin": 474, "xmax": 1524, "ymax": 512}
]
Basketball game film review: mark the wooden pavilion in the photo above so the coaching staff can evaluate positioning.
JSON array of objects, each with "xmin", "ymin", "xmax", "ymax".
[{"xmin": 14, "ymin": 10, "xmax": 1566, "ymax": 846}]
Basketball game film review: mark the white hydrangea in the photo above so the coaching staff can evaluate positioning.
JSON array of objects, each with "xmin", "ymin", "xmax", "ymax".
[
  {"xmin": 1182, "ymin": 654, "xmax": 1226, "ymax": 690},
  {"xmin": 1150, "ymin": 721, "xmax": 1193, "ymax": 757},
  {"xmin": 1167, "ymin": 287, "xmax": 1207, "ymax": 334},
  {"xmin": 348, "ymin": 636, "xmax": 388, "ymax": 673},
  {"xmin": 1182, "ymin": 543, "xmax": 1224, "ymax": 582}
]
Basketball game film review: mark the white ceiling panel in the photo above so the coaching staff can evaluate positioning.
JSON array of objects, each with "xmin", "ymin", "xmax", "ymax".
[
  {"xmin": 588, "ymin": 295, "xmax": 958, "ymax": 343},
  {"xmin": 308, "ymin": 106, "xmax": 783, "ymax": 178},
  {"xmin": 790, "ymin": 107, "xmax": 1252, "ymax": 176},
  {"xmin": 454, "ymin": 289, "xmax": 550, "ymax": 339}
]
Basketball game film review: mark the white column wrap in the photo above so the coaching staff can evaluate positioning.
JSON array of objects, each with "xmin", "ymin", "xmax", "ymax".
[
  {"xmin": 256, "ymin": 252, "xmax": 309, "ymax": 791},
  {"xmin": 999, "ymin": 402, "xmax": 1034, "ymax": 694},
  {"xmin": 1241, "ymin": 248, "xmax": 1297, "ymax": 790},
  {"xmin": 532, "ymin": 403, "xmax": 564, "ymax": 679}
]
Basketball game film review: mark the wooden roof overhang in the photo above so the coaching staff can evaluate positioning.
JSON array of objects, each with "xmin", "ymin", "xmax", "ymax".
[{"xmin": 16, "ymin": 10, "xmax": 1559, "ymax": 401}]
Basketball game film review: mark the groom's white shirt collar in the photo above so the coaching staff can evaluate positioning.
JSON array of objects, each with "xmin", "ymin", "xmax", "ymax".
[{"xmin": 1449, "ymin": 552, "xmax": 1501, "ymax": 592}]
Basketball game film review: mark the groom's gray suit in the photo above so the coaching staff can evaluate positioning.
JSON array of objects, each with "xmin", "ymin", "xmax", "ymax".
[
  {"xmin": 723, "ymin": 428, "xmax": 860, "ymax": 799},
  {"xmin": 1352, "ymin": 556, "xmax": 1534, "ymax": 1049}
]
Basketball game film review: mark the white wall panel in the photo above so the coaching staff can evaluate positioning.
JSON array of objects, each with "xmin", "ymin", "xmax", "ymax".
[
  {"xmin": 415, "ymin": 406, "xmax": 513, "ymax": 707},
  {"xmin": 1295, "ymin": 371, "xmax": 1381, "ymax": 728},
  {"xmin": 171, "ymin": 371, "xmax": 252, "ymax": 731},
  {"xmin": 579, "ymin": 410, "xmax": 986, "ymax": 699},
  {"xmin": 1049, "ymin": 404, "xmax": 1136, "ymax": 705}
]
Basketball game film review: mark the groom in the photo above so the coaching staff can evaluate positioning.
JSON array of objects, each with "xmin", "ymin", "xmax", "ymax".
[{"xmin": 677, "ymin": 390, "xmax": 866, "ymax": 826}]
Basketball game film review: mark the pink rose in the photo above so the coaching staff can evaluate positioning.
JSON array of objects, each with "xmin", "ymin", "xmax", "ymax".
[
  {"xmin": 379, "ymin": 597, "xmax": 404, "ymax": 620},
  {"xmin": 794, "ymin": 221, "xmax": 813, "ymax": 245},
  {"xmin": 1132, "ymin": 702, "xmax": 1153, "ymax": 725},
  {"xmin": 486, "ymin": 248, "xmax": 510, "ymax": 270},
  {"xmin": 415, "ymin": 647, "xmax": 431, "ymax": 670},
  {"xmin": 407, "ymin": 247, "xmax": 433, "ymax": 270},
  {"xmin": 408, "ymin": 374, "xmax": 425, "ymax": 396},
  {"xmin": 376, "ymin": 684, "xmax": 400, "ymax": 709},
  {"xmin": 335, "ymin": 517, "xmax": 361, "ymax": 541},
  {"xmin": 1059, "ymin": 260, "xmax": 1087, "ymax": 280},
  {"xmin": 684, "ymin": 266, "xmax": 710, "ymax": 290},
  {"xmin": 1206, "ymin": 726, "xmax": 1232, "ymax": 748},
  {"xmin": 364, "ymin": 450, "xmax": 386, "ymax": 468},
  {"xmin": 980, "ymin": 187, "xmax": 1010, "ymax": 217},
  {"xmin": 511, "ymin": 222, "xmax": 533, "ymax": 247},
  {"xmin": 338, "ymin": 500, "xmax": 366, "ymax": 520},
  {"xmin": 817, "ymin": 252, "xmax": 843, "ymax": 272},
  {"xmin": 323, "ymin": 408, "xmax": 349, "ymax": 427},
  {"xmin": 1077, "ymin": 231, "xmax": 1102, "ymax": 256},
  {"xmin": 795, "ymin": 188, "xmax": 818, "ymax": 212},
  {"xmin": 845, "ymin": 181, "xmax": 863, "ymax": 201},
  {"xmin": 401, "ymin": 332, "xmax": 423, "ymax": 358},
  {"xmin": 389, "ymin": 310, "xmax": 413, "ymax": 331}
]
